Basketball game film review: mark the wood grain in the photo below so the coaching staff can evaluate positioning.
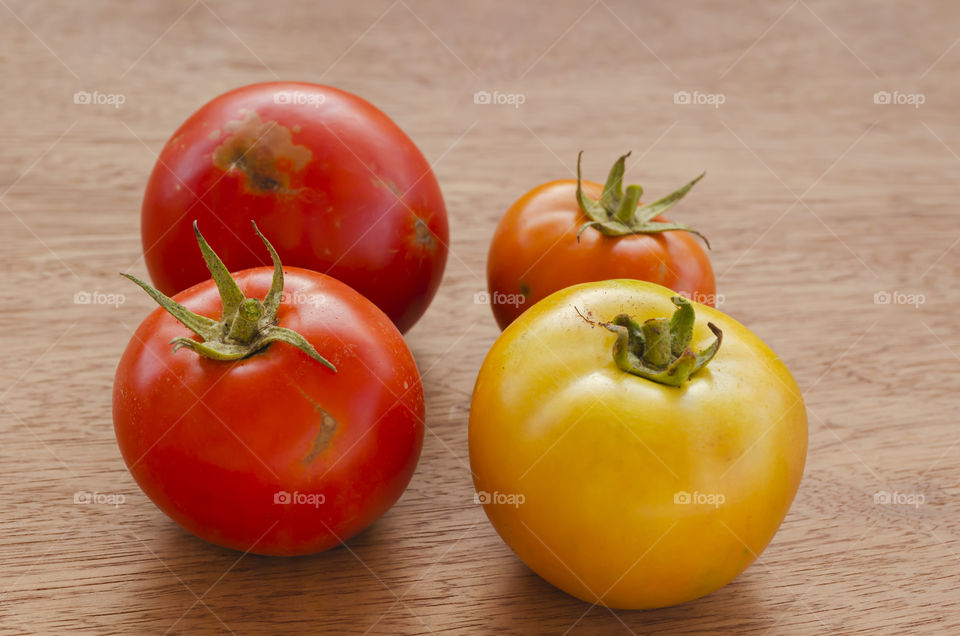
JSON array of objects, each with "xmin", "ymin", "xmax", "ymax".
[{"xmin": 1, "ymin": 0, "xmax": 959, "ymax": 633}]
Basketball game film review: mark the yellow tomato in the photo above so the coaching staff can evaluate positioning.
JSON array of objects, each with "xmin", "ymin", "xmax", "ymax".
[{"xmin": 468, "ymin": 280, "xmax": 807, "ymax": 609}]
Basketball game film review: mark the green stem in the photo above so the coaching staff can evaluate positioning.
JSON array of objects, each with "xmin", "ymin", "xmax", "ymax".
[
  {"xmin": 228, "ymin": 298, "xmax": 264, "ymax": 343},
  {"xmin": 615, "ymin": 185, "xmax": 643, "ymax": 225},
  {"xmin": 582, "ymin": 296, "xmax": 722, "ymax": 387},
  {"xmin": 639, "ymin": 318, "xmax": 671, "ymax": 367},
  {"xmin": 576, "ymin": 152, "xmax": 709, "ymax": 248},
  {"xmin": 121, "ymin": 221, "xmax": 337, "ymax": 371}
]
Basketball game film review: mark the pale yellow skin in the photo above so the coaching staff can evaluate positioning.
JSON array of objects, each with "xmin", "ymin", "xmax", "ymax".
[{"xmin": 469, "ymin": 280, "xmax": 807, "ymax": 610}]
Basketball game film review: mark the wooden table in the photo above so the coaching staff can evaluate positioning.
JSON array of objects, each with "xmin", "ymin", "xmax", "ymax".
[{"xmin": 1, "ymin": 1, "xmax": 958, "ymax": 633}]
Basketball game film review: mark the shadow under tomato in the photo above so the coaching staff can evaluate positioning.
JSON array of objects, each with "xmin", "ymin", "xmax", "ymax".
[
  {"xmin": 118, "ymin": 512, "xmax": 415, "ymax": 632},
  {"xmin": 481, "ymin": 556, "xmax": 772, "ymax": 633}
]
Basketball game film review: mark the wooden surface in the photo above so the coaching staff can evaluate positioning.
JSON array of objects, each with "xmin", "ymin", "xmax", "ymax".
[{"xmin": 1, "ymin": 1, "xmax": 958, "ymax": 633}]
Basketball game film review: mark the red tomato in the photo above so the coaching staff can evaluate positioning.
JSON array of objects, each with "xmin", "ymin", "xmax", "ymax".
[
  {"xmin": 141, "ymin": 82, "xmax": 447, "ymax": 333},
  {"xmin": 487, "ymin": 152, "xmax": 715, "ymax": 329},
  {"xmin": 114, "ymin": 226, "xmax": 423, "ymax": 555}
]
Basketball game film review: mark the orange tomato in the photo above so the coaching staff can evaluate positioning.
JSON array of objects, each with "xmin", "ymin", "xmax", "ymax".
[{"xmin": 486, "ymin": 152, "xmax": 715, "ymax": 329}]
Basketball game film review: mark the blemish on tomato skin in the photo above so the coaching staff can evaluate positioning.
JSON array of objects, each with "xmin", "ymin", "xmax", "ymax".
[
  {"xmin": 372, "ymin": 177, "xmax": 404, "ymax": 200},
  {"xmin": 413, "ymin": 217, "xmax": 437, "ymax": 251},
  {"xmin": 303, "ymin": 409, "xmax": 337, "ymax": 465},
  {"xmin": 296, "ymin": 387, "xmax": 338, "ymax": 465},
  {"xmin": 212, "ymin": 109, "xmax": 311, "ymax": 195}
]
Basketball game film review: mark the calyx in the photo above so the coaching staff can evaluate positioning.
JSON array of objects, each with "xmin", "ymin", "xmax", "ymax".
[
  {"xmin": 583, "ymin": 296, "xmax": 721, "ymax": 387},
  {"xmin": 122, "ymin": 221, "xmax": 336, "ymax": 371},
  {"xmin": 575, "ymin": 151, "xmax": 708, "ymax": 246}
]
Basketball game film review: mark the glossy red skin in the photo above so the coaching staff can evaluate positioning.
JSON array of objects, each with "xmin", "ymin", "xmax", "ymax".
[
  {"xmin": 487, "ymin": 179, "xmax": 715, "ymax": 329},
  {"xmin": 113, "ymin": 267, "xmax": 424, "ymax": 556},
  {"xmin": 142, "ymin": 82, "xmax": 448, "ymax": 333}
]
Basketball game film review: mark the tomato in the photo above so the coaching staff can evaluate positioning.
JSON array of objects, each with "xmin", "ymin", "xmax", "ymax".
[
  {"xmin": 141, "ymin": 81, "xmax": 448, "ymax": 333},
  {"xmin": 469, "ymin": 280, "xmax": 806, "ymax": 609},
  {"xmin": 114, "ymin": 223, "xmax": 424, "ymax": 556},
  {"xmin": 486, "ymin": 152, "xmax": 715, "ymax": 329}
]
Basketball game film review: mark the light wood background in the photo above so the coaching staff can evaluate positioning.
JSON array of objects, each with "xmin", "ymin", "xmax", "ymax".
[{"xmin": 1, "ymin": 1, "xmax": 958, "ymax": 633}]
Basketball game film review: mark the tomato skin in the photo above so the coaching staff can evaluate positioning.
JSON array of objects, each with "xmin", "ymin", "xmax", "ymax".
[
  {"xmin": 113, "ymin": 266, "xmax": 424, "ymax": 556},
  {"xmin": 142, "ymin": 82, "xmax": 447, "ymax": 333},
  {"xmin": 487, "ymin": 179, "xmax": 714, "ymax": 329},
  {"xmin": 469, "ymin": 280, "xmax": 806, "ymax": 609}
]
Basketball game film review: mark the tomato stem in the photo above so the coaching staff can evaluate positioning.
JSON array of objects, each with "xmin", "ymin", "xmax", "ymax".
[
  {"xmin": 121, "ymin": 221, "xmax": 337, "ymax": 371},
  {"xmin": 639, "ymin": 318, "xmax": 672, "ymax": 367},
  {"xmin": 614, "ymin": 185, "xmax": 643, "ymax": 225},
  {"xmin": 580, "ymin": 296, "xmax": 721, "ymax": 387},
  {"xmin": 228, "ymin": 298, "xmax": 265, "ymax": 343},
  {"xmin": 575, "ymin": 151, "xmax": 710, "ymax": 247}
]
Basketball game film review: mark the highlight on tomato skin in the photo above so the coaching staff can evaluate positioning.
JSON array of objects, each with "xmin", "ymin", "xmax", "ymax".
[
  {"xmin": 469, "ymin": 279, "xmax": 807, "ymax": 609},
  {"xmin": 140, "ymin": 81, "xmax": 448, "ymax": 334},
  {"xmin": 113, "ymin": 223, "xmax": 425, "ymax": 556},
  {"xmin": 485, "ymin": 152, "xmax": 715, "ymax": 330}
]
